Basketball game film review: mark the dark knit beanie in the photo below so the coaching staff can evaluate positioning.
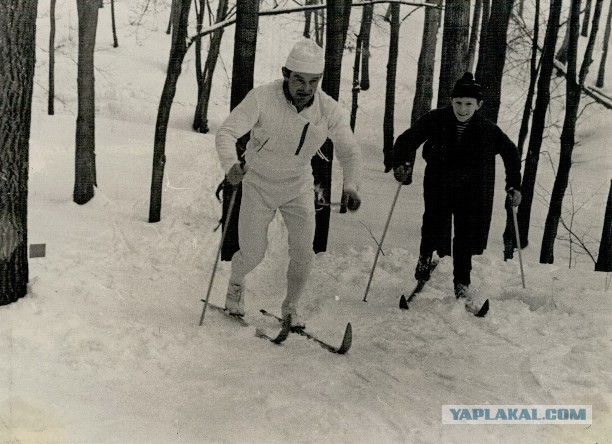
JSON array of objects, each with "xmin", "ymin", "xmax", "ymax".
[{"xmin": 451, "ymin": 72, "xmax": 483, "ymax": 100}]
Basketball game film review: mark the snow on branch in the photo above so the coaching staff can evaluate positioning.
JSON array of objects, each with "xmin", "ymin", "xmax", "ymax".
[
  {"xmin": 553, "ymin": 58, "xmax": 612, "ymax": 110},
  {"xmin": 257, "ymin": 0, "xmax": 441, "ymax": 17},
  {"xmin": 188, "ymin": 1, "xmax": 440, "ymax": 47}
]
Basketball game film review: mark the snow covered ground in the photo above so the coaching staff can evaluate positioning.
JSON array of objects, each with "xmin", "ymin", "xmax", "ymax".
[{"xmin": 1, "ymin": 1, "xmax": 611, "ymax": 443}]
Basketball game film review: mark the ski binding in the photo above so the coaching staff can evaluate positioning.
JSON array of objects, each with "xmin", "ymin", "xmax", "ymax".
[{"xmin": 260, "ymin": 309, "xmax": 352, "ymax": 354}]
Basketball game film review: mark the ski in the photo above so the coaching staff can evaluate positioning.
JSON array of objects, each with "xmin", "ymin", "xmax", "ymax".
[
  {"xmin": 399, "ymin": 260, "xmax": 439, "ymax": 310},
  {"xmin": 260, "ymin": 309, "xmax": 352, "ymax": 354},
  {"xmin": 466, "ymin": 299, "xmax": 489, "ymax": 318},
  {"xmin": 255, "ymin": 315, "xmax": 292, "ymax": 344},
  {"xmin": 398, "ymin": 286, "xmax": 489, "ymax": 317},
  {"xmin": 200, "ymin": 299, "xmax": 249, "ymax": 327},
  {"xmin": 399, "ymin": 281, "xmax": 426, "ymax": 309},
  {"xmin": 200, "ymin": 299, "xmax": 292, "ymax": 343}
]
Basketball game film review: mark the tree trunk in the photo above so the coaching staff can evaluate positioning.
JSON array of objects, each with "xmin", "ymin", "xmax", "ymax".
[
  {"xmin": 193, "ymin": 0, "xmax": 206, "ymax": 128},
  {"xmin": 220, "ymin": 0, "xmax": 260, "ymax": 261},
  {"xmin": 350, "ymin": 6, "xmax": 369, "ymax": 131},
  {"xmin": 304, "ymin": 0, "xmax": 313, "ymax": 38},
  {"xmin": 582, "ymin": 0, "xmax": 592, "ymax": 37},
  {"xmin": 166, "ymin": 0, "xmax": 175, "ymax": 35},
  {"xmin": 540, "ymin": 0, "xmax": 604, "ymax": 264},
  {"xmin": 111, "ymin": 0, "xmax": 118, "ymax": 48},
  {"xmin": 230, "ymin": 0, "xmax": 259, "ymax": 110},
  {"xmin": 556, "ymin": 24, "xmax": 570, "ymax": 66},
  {"xmin": 437, "ymin": 0, "xmax": 470, "ymax": 107},
  {"xmin": 406, "ymin": 0, "xmax": 442, "ymax": 180},
  {"xmin": 193, "ymin": 0, "xmax": 228, "ymax": 133},
  {"xmin": 148, "ymin": 0, "xmax": 191, "ymax": 222},
  {"xmin": 466, "ymin": 0, "xmax": 482, "ymax": 72},
  {"xmin": 49, "ymin": 0, "xmax": 56, "ymax": 115},
  {"xmin": 312, "ymin": 0, "xmax": 351, "ymax": 253},
  {"xmin": 594, "ymin": 179, "xmax": 612, "ymax": 272},
  {"xmin": 476, "ymin": 0, "xmax": 515, "ymax": 256},
  {"xmin": 74, "ymin": 0, "xmax": 99, "ymax": 205},
  {"xmin": 412, "ymin": 0, "xmax": 442, "ymax": 125},
  {"xmin": 476, "ymin": 0, "xmax": 490, "ymax": 79},
  {"xmin": 476, "ymin": 0, "xmax": 514, "ymax": 123},
  {"xmin": 383, "ymin": 4, "xmax": 401, "ymax": 159},
  {"xmin": 315, "ymin": 4, "xmax": 325, "ymax": 47},
  {"xmin": 338, "ymin": 0, "xmax": 352, "ymax": 214},
  {"xmin": 516, "ymin": 0, "xmax": 540, "ymax": 157},
  {"xmin": 595, "ymin": 1, "xmax": 611, "ymax": 87},
  {"xmin": 0, "ymin": 0, "xmax": 37, "ymax": 305},
  {"xmin": 516, "ymin": 0, "xmax": 562, "ymax": 248},
  {"xmin": 360, "ymin": 4, "xmax": 373, "ymax": 91}
]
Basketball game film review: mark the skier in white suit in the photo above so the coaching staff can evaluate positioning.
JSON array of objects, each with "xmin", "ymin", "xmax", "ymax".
[{"xmin": 215, "ymin": 39, "xmax": 363, "ymax": 328}]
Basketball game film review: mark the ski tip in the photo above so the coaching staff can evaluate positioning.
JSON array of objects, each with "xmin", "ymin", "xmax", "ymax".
[
  {"xmin": 475, "ymin": 299, "xmax": 489, "ymax": 317},
  {"xmin": 337, "ymin": 322, "xmax": 352, "ymax": 354},
  {"xmin": 399, "ymin": 295, "xmax": 409, "ymax": 310},
  {"xmin": 271, "ymin": 315, "xmax": 292, "ymax": 344}
]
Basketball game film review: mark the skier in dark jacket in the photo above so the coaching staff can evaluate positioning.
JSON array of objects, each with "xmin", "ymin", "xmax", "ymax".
[{"xmin": 390, "ymin": 72, "xmax": 522, "ymax": 313}]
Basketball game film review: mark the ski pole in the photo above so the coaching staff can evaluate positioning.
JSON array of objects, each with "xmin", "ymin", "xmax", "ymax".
[
  {"xmin": 511, "ymin": 205, "xmax": 526, "ymax": 289},
  {"xmin": 363, "ymin": 182, "xmax": 403, "ymax": 302},
  {"xmin": 199, "ymin": 184, "xmax": 239, "ymax": 326}
]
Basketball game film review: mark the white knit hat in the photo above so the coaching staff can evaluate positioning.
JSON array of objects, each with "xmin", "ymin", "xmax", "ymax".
[{"xmin": 284, "ymin": 39, "xmax": 325, "ymax": 74}]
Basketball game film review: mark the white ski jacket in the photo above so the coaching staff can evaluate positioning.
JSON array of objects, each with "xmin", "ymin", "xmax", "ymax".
[{"xmin": 216, "ymin": 79, "xmax": 362, "ymax": 202}]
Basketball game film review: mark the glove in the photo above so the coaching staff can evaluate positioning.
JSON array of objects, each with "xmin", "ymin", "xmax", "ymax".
[
  {"xmin": 393, "ymin": 163, "xmax": 413, "ymax": 185},
  {"xmin": 507, "ymin": 188, "xmax": 522, "ymax": 207},
  {"xmin": 343, "ymin": 188, "xmax": 361, "ymax": 212},
  {"xmin": 226, "ymin": 162, "xmax": 247, "ymax": 185}
]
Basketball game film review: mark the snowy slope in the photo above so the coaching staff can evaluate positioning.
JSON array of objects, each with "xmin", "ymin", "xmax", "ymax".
[{"xmin": 1, "ymin": 1, "xmax": 611, "ymax": 443}]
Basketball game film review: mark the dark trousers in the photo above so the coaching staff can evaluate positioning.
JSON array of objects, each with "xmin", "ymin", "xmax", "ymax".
[{"xmin": 419, "ymin": 184, "xmax": 472, "ymax": 286}]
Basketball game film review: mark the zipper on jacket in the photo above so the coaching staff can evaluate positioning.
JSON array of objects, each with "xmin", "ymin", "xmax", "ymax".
[
  {"xmin": 295, "ymin": 123, "xmax": 310, "ymax": 155},
  {"xmin": 256, "ymin": 138, "xmax": 270, "ymax": 153}
]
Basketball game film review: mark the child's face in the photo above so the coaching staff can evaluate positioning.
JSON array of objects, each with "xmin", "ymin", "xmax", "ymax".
[{"xmin": 451, "ymin": 97, "xmax": 483, "ymax": 122}]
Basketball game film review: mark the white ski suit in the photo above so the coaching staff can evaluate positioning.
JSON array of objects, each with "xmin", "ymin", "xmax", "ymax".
[{"xmin": 216, "ymin": 79, "xmax": 362, "ymax": 315}]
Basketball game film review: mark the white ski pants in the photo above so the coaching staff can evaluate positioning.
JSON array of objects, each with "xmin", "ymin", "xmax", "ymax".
[{"xmin": 229, "ymin": 181, "xmax": 315, "ymax": 310}]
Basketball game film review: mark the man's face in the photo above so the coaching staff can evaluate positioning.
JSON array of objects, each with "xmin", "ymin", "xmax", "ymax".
[
  {"xmin": 284, "ymin": 70, "xmax": 322, "ymax": 108},
  {"xmin": 451, "ymin": 97, "xmax": 482, "ymax": 122}
]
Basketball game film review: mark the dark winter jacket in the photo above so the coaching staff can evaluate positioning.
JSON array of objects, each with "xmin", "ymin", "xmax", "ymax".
[{"xmin": 392, "ymin": 106, "xmax": 521, "ymax": 256}]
